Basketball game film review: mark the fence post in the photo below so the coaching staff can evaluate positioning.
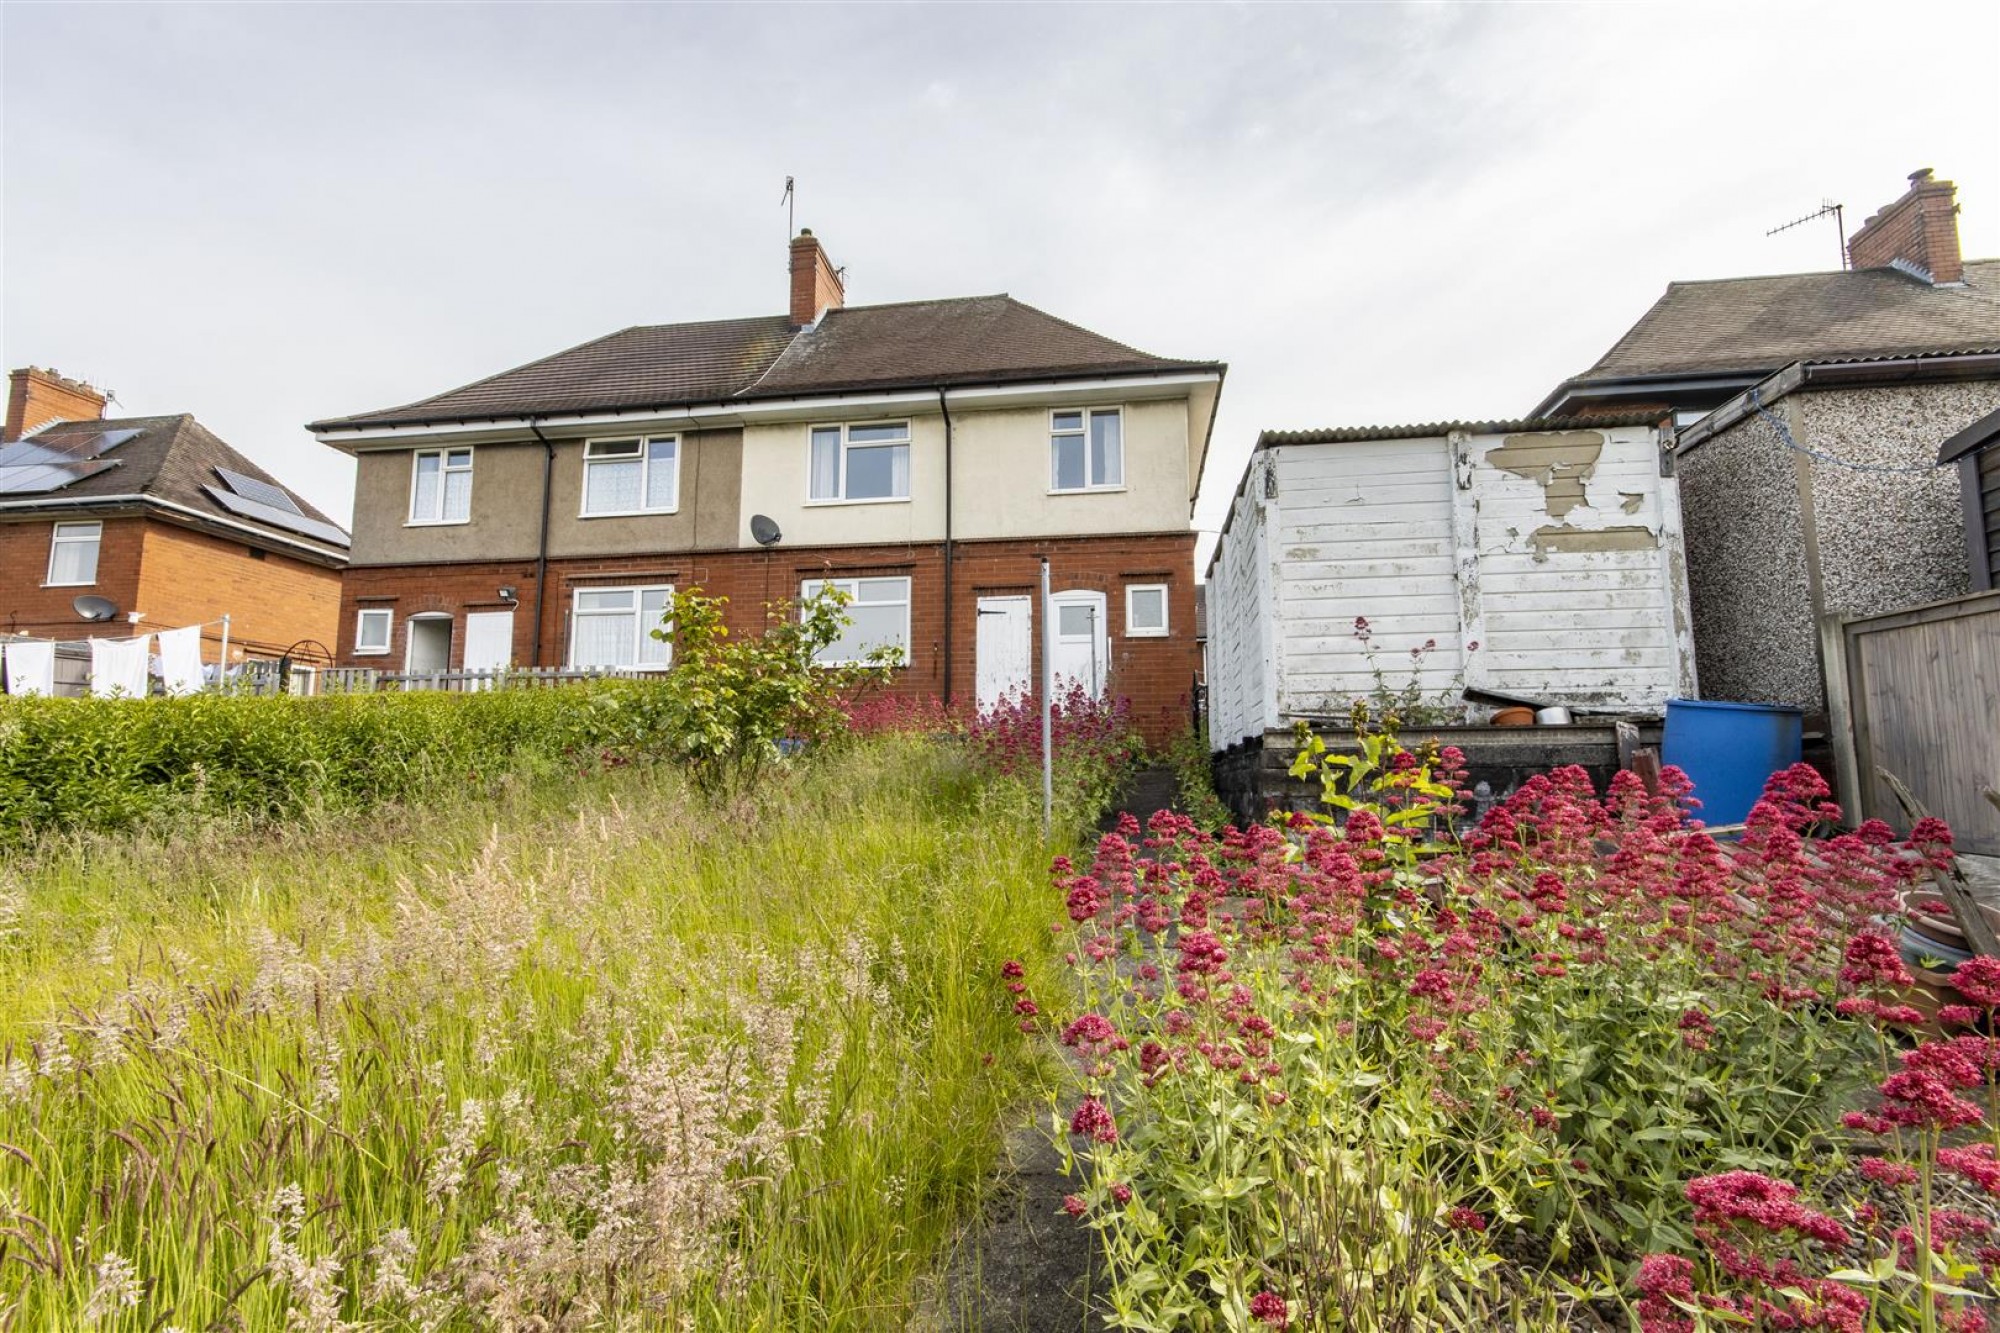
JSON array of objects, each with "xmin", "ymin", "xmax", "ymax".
[{"xmin": 1818, "ymin": 611, "xmax": 1864, "ymax": 828}]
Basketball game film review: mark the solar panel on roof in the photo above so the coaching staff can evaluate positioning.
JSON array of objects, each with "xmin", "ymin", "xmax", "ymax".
[
  {"xmin": 0, "ymin": 458, "xmax": 122, "ymax": 495},
  {"xmin": 0, "ymin": 427, "xmax": 140, "ymax": 468},
  {"xmin": 202, "ymin": 485, "xmax": 350, "ymax": 547},
  {"xmin": 213, "ymin": 466, "xmax": 303, "ymax": 514}
]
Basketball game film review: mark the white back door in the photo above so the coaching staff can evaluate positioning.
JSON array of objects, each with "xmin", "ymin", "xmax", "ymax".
[
  {"xmin": 975, "ymin": 595, "xmax": 1033, "ymax": 710},
  {"xmin": 1049, "ymin": 590, "xmax": 1108, "ymax": 700},
  {"xmin": 463, "ymin": 611, "xmax": 514, "ymax": 689}
]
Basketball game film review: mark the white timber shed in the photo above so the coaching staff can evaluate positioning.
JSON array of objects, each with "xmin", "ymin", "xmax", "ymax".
[{"xmin": 1205, "ymin": 417, "xmax": 1698, "ymax": 749}]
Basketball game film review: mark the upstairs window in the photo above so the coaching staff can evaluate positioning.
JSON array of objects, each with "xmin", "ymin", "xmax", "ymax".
[
  {"xmin": 809, "ymin": 422, "xmax": 910, "ymax": 502},
  {"xmin": 802, "ymin": 576, "xmax": 911, "ymax": 665},
  {"xmin": 570, "ymin": 586, "xmax": 673, "ymax": 670},
  {"xmin": 582, "ymin": 437, "xmax": 679, "ymax": 515},
  {"xmin": 354, "ymin": 608, "xmax": 393, "ymax": 655},
  {"xmin": 1051, "ymin": 408, "xmax": 1123, "ymax": 491},
  {"xmin": 410, "ymin": 448, "xmax": 473, "ymax": 524},
  {"xmin": 46, "ymin": 520, "xmax": 102, "ymax": 586}
]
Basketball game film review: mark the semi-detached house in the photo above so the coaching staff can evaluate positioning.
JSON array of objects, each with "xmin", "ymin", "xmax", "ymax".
[{"xmin": 310, "ymin": 232, "xmax": 1224, "ymax": 742}]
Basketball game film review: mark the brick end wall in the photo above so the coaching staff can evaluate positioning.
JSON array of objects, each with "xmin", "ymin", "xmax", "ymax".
[{"xmin": 338, "ymin": 532, "xmax": 1201, "ymax": 745}]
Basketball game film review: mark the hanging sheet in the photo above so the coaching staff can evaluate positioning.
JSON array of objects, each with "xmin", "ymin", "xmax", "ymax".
[
  {"xmin": 3, "ymin": 639, "xmax": 56, "ymax": 697},
  {"xmin": 156, "ymin": 625, "xmax": 205, "ymax": 697},
  {"xmin": 90, "ymin": 635, "xmax": 151, "ymax": 698}
]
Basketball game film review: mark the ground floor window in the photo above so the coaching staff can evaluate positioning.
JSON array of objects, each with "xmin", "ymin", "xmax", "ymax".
[
  {"xmin": 570, "ymin": 586, "xmax": 673, "ymax": 670},
  {"xmin": 801, "ymin": 576, "xmax": 911, "ymax": 666},
  {"xmin": 1125, "ymin": 583, "xmax": 1169, "ymax": 637},
  {"xmin": 355, "ymin": 608, "xmax": 393, "ymax": 655}
]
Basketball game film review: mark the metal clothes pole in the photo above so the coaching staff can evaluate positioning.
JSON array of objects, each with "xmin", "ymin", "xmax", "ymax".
[
  {"xmin": 1040, "ymin": 557, "xmax": 1053, "ymax": 837},
  {"xmin": 217, "ymin": 614, "xmax": 230, "ymax": 691}
]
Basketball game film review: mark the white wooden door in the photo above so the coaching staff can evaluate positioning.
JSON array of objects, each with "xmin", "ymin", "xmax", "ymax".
[
  {"xmin": 975, "ymin": 596, "xmax": 1033, "ymax": 710},
  {"xmin": 1049, "ymin": 590, "xmax": 1108, "ymax": 700},
  {"xmin": 463, "ymin": 611, "xmax": 514, "ymax": 689}
]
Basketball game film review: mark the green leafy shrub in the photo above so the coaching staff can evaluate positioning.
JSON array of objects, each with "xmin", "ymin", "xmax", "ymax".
[{"xmin": 0, "ymin": 684, "xmax": 650, "ymax": 846}]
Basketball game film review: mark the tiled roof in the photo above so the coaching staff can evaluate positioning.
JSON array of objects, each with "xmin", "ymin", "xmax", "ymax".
[
  {"xmin": 1, "ymin": 414, "xmax": 348, "ymax": 556},
  {"xmin": 1575, "ymin": 259, "xmax": 2000, "ymax": 381},
  {"xmin": 311, "ymin": 297, "xmax": 1219, "ymax": 430},
  {"xmin": 1258, "ymin": 413, "xmax": 1666, "ymax": 447}
]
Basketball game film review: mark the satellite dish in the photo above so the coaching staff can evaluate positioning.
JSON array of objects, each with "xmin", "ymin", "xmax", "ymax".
[
  {"xmin": 73, "ymin": 595, "xmax": 119, "ymax": 622},
  {"xmin": 750, "ymin": 514, "xmax": 783, "ymax": 547}
]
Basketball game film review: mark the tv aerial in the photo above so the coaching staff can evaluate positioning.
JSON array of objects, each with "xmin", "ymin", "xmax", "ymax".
[{"xmin": 1767, "ymin": 199, "xmax": 1847, "ymax": 269}]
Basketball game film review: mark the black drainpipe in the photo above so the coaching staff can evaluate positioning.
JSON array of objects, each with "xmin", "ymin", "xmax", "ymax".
[
  {"xmin": 938, "ymin": 386, "xmax": 955, "ymax": 712},
  {"xmin": 528, "ymin": 419, "xmax": 556, "ymax": 667}
]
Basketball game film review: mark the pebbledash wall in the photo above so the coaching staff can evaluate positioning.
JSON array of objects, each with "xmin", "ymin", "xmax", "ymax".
[
  {"xmin": 1678, "ymin": 379, "xmax": 2000, "ymax": 713},
  {"xmin": 336, "ymin": 531, "xmax": 1201, "ymax": 743}
]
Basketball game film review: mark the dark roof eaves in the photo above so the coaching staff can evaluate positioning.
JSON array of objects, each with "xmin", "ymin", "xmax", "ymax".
[{"xmin": 315, "ymin": 360, "xmax": 1227, "ymax": 432}]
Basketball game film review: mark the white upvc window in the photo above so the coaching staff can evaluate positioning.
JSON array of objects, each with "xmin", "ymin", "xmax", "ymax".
[
  {"xmin": 354, "ymin": 608, "xmax": 393, "ymax": 655},
  {"xmin": 582, "ymin": 436, "xmax": 679, "ymax": 516},
  {"xmin": 808, "ymin": 421, "xmax": 911, "ymax": 503},
  {"xmin": 47, "ymin": 520, "xmax": 102, "ymax": 586},
  {"xmin": 1125, "ymin": 584, "xmax": 1169, "ymax": 638},
  {"xmin": 409, "ymin": 447, "xmax": 474, "ymax": 524},
  {"xmin": 569, "ymin": 585, "xmax": 673, "ymax": 670},
  {"xmin": 1051, "ymin": 407, "xmax": 1123, "ymax": 492},
  {"xmin": 801, "ymin": 576, "xmax": 912, "ymax": 666}
]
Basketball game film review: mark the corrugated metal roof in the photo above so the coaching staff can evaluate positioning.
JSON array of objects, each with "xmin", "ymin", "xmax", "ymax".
[{"xmin": 1257, "ymin": 413, "xmax": 1666, "ymax": 447}]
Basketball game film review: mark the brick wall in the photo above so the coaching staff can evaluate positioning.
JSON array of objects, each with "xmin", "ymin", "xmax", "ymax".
[
  {"xmin": 0, "ymin": 515, "xmax": 147, "ymax": 636},
  {"xmin": 135, "ymin": 522, "xmax": 343, "ymax": 657},
  {"xmin": 4, "ymin": 367, "xmax": 107, "ymax": 441},
  {"xmin": 338, "ymin": 531, "xmax": 1201, "ymax": 744}
]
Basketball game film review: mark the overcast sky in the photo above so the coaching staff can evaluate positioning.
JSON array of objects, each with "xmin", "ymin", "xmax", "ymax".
[{"xmin": 5, "ymin": 2, "xmax": 1996, "ymax": 566}]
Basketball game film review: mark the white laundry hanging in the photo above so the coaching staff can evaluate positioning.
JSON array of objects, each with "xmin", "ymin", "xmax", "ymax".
[
  {"xmin": 90, "ymin": 635, "xmax": 152, "ymax": 698},
  {"xmin": 3, "ymin": 639, "xmax": 56, "ymax": 697},
  {"xmin": 156, "ymin": 625, "xmax": 205, "ymax": 696}
]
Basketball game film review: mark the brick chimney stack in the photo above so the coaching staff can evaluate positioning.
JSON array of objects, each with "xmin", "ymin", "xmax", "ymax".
[
  {"xmin": 789, "ymin": 229, "xmax": 846, "ymax": 327},
  {"xmin": 1847, "ymin": 168, "xmax": 1964, "ymax": 284},
  {"xmin": 4, "ymin": 366, "xmax": 109, "ymax": 442}
]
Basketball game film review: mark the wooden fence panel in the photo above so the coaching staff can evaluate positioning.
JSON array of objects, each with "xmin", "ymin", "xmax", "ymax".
[{"xmin": 1833, "ymin": 591, "xmax": 2000, "ymax": 854}]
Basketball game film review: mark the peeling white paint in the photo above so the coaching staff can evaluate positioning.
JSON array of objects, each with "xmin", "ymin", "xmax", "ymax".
[{"xmin": 1206, "ymin": 424, "xmax": 1695, "ymax": 748}]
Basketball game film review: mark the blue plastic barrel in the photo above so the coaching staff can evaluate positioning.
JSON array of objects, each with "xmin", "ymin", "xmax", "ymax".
[{"xmin": 1660, "ymin": 698, "xmax": 1804, "ymax": 826}]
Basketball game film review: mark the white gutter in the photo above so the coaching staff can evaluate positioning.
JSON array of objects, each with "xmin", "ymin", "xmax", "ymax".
[
  {"xmin": 312, "ymin": 371, "xmax": 1225, "ymax": 448},
  {"xmin": 0, "ymin": 492, "xmax": 350, "ymax": 564}
]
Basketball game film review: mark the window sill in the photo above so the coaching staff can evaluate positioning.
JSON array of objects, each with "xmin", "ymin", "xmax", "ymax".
[
  {"xmin": 803, "ymin": 496, "xmax": 912, "ymax": 508},
  {"xmin": 405, "ymin": 518, "xmax": 472, "ymax": 528},
  {"xmin": 1047, "ymin": 486, "xmax": 1128, "ymax": 496},
  {"xmin": 1124, "ymin": 629, "xmax": 1170, "ymax": 639},
  {"xmin": 353, "ymin": 648, "xmax": 391, "ymax": 657},
  {"xmin": 579, "ymin": 507, "xmax": 680, "ymax": 520}
]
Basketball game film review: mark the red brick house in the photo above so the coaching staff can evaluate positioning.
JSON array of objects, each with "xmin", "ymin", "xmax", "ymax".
[
  {"xmin": 309, "ymin": 233, "xmax": 1223, "ymax": 742},
  {"xmin": 1, "ymin": 367, "xmax": 348, "ymax": 662}
]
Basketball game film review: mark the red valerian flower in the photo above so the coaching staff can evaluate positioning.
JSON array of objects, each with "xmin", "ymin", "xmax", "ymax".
[
  {"xmin": 1061, "ymin": 1194, "xmax": 1086, "ymax": 1218},
  {"xmin": 1840, "ymin": 932, "xmax": 1912, "ymax": 990},
  {"xmin": 1000, "ymin": 959, "xmax": 1025, "ymax": 980},
  {"xmin": 1249, "ymin": 1290, "xmax": 1289, "ymax": 1327},
  {"xmin": 1683, "ymin": 1171, "xmax": 1850, "ymax": 1248},
  {"xmin": 1069, "ymin": 1097, "xmax": 1119, "ymax": 1144},
  {"xmin": 1858, "ymin": 1156, "xmax": 1919, "ymax": 1187},
  {"xmin": 1110, "ymin": 1182, "xmax": 1133, "ymax": 1205},
  {"xmin": 1939, "ymin": 1144, "xmax": 2000, "ymax": 1195},
  {"xmin": 1953, "ymin": 956, "xmax": 2000, "ymax": 1008},
  {"xmin": 1446, "ymin": 1207, "xmax": 1487, "ymax": 1233}
]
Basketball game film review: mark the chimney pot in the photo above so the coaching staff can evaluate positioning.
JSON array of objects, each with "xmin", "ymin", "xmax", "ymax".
[
  {"xmin": 789, "ymin": 230, "xmax": 845, "ymax": 327},
  {"xmin": 5, "ymin": 365, "xmax": 110, "ymax": 442}
]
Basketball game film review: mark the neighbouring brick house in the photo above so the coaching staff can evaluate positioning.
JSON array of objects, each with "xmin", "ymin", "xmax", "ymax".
[
  {"xmin": 1, "ymin": 367, "xmax": 348, "ymax": 661},
  {"xmin": 309, "ymin": 231, "xmax": 1223, "ymax": 742},
  {"xmin": 1532, "ymin": 169, "xmax": 2000, "ymax": 713}
]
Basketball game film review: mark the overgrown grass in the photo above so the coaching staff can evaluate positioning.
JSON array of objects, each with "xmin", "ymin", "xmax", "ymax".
[{"xmin": 0, "ymin": 735, "xmax": 1068, "ymax": 1329}]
